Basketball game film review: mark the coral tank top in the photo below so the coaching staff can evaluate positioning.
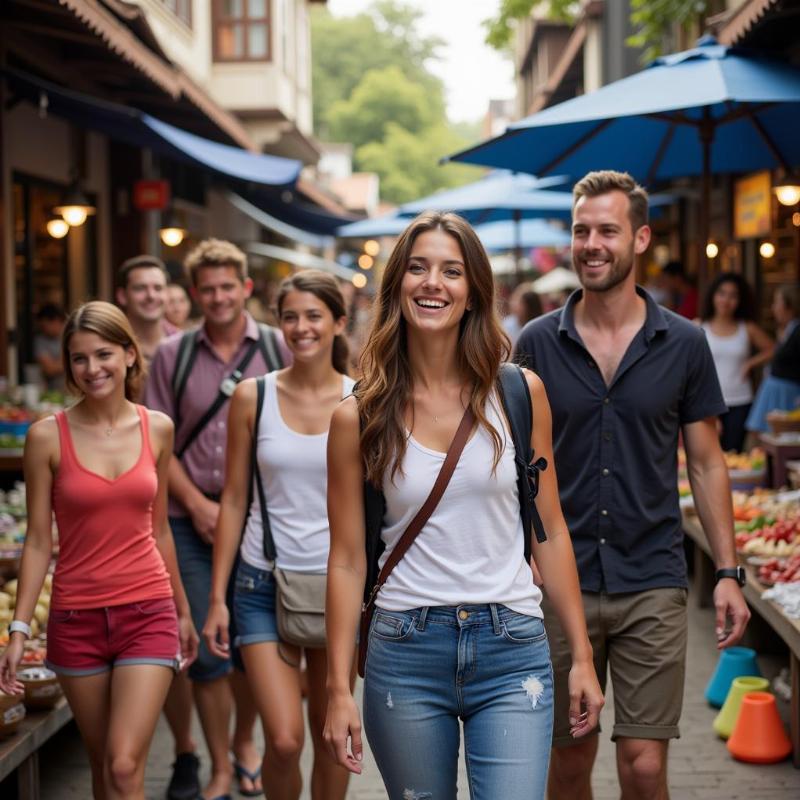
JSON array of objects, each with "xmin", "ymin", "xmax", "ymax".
[{"xmin": 51, "ymin": 406, "xmax": 173, "ymax": 610}]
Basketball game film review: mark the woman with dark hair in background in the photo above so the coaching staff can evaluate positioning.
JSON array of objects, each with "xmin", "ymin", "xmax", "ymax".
[
  {"xmin": 203, "ymin": 270, "xmax": 354, "ymax": 800},
  {"xmin": 0, "ymin": 301, "xmax": 197, "ymax": 800},
  {"xmin": 699, "ymin": 273, "xmax": 773, "ymax": 451},
  {"xmin": 747, "ymin": 284, "xmax": 800, "ymax": 434},
  {"xmin": 323, "ymin": 212, "xmax": 602, "ymax": 799}
]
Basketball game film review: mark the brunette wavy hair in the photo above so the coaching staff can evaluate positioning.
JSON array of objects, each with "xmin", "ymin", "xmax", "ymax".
[
  {"xmin": 62, "ymin": 301, "xmax": 145, "ymax": 401},
  {"xmin": 357, "ymin": 211, "xmax": 510, "ymax": 486},
  {"xmin": 276, "ymin": 270, "xmax": 350, "ymax": 374}
]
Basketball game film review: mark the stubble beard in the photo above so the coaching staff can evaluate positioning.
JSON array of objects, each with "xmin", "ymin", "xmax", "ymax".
[{"xmin": 574, "ymin": 249, "xmax": 635, "ymax": 293}]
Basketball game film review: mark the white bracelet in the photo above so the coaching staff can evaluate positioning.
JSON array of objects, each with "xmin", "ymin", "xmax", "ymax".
[{"xmin": 8, "ymin": 620, "xmax": 32, "ymax": 638}]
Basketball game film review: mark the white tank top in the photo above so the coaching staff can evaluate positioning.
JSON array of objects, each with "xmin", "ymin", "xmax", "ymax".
[
  {"xmin": 701, "ymin": 322, "xmax": 753, "ymax": 406},
  {"xmin": 377, "ymin": 394, "xmax": 543, "ymax": 617},
  {"xmin": 240, "ymin": 371, "xmax": 355, "ymax": 573}
]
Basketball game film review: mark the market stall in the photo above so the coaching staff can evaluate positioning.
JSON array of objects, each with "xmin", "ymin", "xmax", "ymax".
[
  {"xmin": 682, "ymin": 444, "xmax": 800, "ymax": 767},
  {"xmin": 0, "ymin": 482, "xmax": 69, "ymax": 799}
]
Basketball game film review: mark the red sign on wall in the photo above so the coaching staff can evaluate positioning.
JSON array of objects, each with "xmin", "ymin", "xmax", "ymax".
[{"xmin": 133, "ymin": 180, "xmax": 170, "ymax": 211}]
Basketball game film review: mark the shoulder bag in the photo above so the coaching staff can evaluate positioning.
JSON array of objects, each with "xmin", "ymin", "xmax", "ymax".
[{"xmin": 357, "ymin": 405, "xmax": 475, "ymax": 678}]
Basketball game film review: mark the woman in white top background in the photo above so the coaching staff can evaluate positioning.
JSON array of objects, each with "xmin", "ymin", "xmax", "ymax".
[
  {"xmin": 203, "ymin": 270, "xmax": 354, "ymax": 800},
  {"xmin": 699, "ymin": 273, "xmax": 773, "ymax": 452},
  {"xmin": 323, "ymin": 212, "xmax": 602, "ymax": 799}
]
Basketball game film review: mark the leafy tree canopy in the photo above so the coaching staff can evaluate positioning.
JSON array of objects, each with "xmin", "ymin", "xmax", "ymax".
[
  {"xmin": 356, "ymin": 123, "xmax": 480, "ymax": 205},
  {"xmin": 311, "ymin": 1, "xmax": 482, "ymax": 205},
  {"xmin": 483, "ymin": 0, "xmax": 709, "ymax": 61},
  {"xmin": 326, "ymin": 66, "xmax": 437, "ymax": 153},
  {"xmin": 311, "ymin": 0, "xmax": 445, "ymax": 140}
]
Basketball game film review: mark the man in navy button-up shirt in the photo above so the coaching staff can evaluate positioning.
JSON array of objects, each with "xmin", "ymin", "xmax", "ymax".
[{"xmin": 516, "ymin": 170, "xmax": 750, "ymax": 800}]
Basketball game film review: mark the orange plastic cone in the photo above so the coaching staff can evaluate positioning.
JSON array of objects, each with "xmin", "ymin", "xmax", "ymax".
[{"xmin": 727, "ymin": 692, "xmax": 792, "ymax": 764}]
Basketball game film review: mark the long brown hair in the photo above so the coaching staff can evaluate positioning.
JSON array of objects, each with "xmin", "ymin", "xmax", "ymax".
[
  {"xmin": 357, "ymin": 211, "xmax": 510, "ymax": 486},
  {"xmin": 62, "ymin": 301, "xmax": 145, "ymax": 401},
  {"xmin": 276, "ymin": 270, "xmax": 350, "ymax": 374}
]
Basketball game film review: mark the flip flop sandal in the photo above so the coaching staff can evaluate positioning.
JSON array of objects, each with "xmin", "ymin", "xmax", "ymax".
[{"xmin": 233, "ymin": 762, "xmax": 263, "ymax": 798}]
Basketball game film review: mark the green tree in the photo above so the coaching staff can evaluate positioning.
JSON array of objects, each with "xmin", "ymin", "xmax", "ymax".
[
  {"xmin": 356, "ymin": 123, "xmax": 480, "ymax": 205},
  {"xmin": 326, "ymin": 66, "xmax": 436, "ymax": 153},
  {"xmin": 483, "ymin": 0, "xmax": 709, "ymax": 61},
  {"xmin": 311, "ymin": 1, "xmax": 445, "ymax": 139}
]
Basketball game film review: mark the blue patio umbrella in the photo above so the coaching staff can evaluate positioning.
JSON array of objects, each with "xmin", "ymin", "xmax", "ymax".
[
  {"xmin": 447, "ymin": 37, "xmax": 800, "ymax": 282},
  {"xmin": 337, "ymin": 213, "xmax": 409, "ymax": 238},
  {"xmin": 475, "ymin": 218, "xmax": 570, "ymax": 252},
  {"xmin": 399, "ymin": 170, "xmax": 572, "ymax": 223}
]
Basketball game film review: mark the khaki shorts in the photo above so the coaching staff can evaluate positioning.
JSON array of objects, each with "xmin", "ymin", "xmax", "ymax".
[{"xmin": 542, "ymin": 587, "xmax": 688, "ymax": 747}]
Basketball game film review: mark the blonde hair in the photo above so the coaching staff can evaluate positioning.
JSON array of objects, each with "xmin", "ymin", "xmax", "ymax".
[
  {"xmin": 573, "ymin": 170, "xmax": 649, "ymax": 232},
  {"xmin": 62, "ymin": 301, "xmax": 145, "ymax": 401},
  {"xmin": 184, "ymin": 238, "xmax": 248, "ymax": 285}
]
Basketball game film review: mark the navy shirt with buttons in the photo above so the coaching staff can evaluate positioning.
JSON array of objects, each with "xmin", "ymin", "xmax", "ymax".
[{"xmin": 515, "ymin": 286, "xmax": 726, "ymax": 594}]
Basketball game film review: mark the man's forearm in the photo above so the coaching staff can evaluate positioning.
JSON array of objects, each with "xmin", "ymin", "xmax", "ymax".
[
  {"xmin": 168, "ymin": 455, "xmax": 204, "ymax": 513},
  {"xmin": 689, "ymin": 460, "xmax": 737, "ymax": 570}
]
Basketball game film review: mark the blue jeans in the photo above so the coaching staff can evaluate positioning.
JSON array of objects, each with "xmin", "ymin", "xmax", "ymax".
[
  {"xmin": 363, "ymin": 604, "xmax": 553, "ymax": 800},
  {"xmin": 170, "ymin": 516, "xmax": 242, "ymax": 681},
  {"xmin": 233, "ymin": 560, "xmax": 280, "ymax": 646}
]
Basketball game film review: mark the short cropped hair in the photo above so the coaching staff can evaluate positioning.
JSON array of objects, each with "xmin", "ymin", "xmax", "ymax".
[
  {"xmin": 117, "ymin": 255, "xmax": 168, "ymax": 289},
  {"xmin": 184, "ymin": 238, "xmax": 248, "ymax": 286},
  {"xmin": 573, "ymin": 170, "xmax": 649, "ymax": 232}
]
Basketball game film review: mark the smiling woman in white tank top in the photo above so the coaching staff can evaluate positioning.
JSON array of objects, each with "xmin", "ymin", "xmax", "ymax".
[
  {"xmin": 699, "ymin": 273, "xmax": 773, "ymax": 452},
  {"xmin": 324, "ymin": 212, "xmax": 603, "ymax": 800},
  {"xmin": 203, "ymin": 270, "xmax": 354, "ymax": 800}
]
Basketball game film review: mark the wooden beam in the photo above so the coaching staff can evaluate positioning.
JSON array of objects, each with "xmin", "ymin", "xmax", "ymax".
[
  {"xmin": 8, "ymin": 21, "xmax": 105, "ymax": 47},
  {"xmin": 6, "ymin": 32, "xmax": 100, "ymax": 94}
]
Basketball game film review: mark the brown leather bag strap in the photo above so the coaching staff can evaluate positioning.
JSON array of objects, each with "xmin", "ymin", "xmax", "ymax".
[{"xmin": 368, "ymin": 405, "xmax": 475, "ymax": 605}]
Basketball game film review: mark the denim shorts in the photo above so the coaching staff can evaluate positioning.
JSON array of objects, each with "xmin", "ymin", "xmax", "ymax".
[
  {"xmin": 45, "ymin": 598, "xmax": 180, "ymax": 676},
  {"xmin": 364, "ymin": 604, "xmax": 553, "ymax": 800},
  {"xmin": 170, "ymin": 516, "xmax": 243, "ymax": 681},
  {"xmin": 233, "ymin": 560, "xmax": 280, "ymax": 647}
]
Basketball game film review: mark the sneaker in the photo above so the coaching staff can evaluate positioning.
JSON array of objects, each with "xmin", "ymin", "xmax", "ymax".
[{"xmin": 167, "ymin": 752, "xmax": 201, "ymax": 800}]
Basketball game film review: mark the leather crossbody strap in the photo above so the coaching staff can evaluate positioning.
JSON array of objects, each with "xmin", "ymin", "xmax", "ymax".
[{"xmin": 366, "ymin": 405, "xmax": 476, "ymax": 608}]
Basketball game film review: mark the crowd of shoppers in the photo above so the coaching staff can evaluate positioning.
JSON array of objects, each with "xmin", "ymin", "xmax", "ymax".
[{"xmin": 5, "ymin": 168, "xmax": 793, "ymax": 800}]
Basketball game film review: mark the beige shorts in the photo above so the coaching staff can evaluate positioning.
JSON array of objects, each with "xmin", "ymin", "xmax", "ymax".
[{"xmin": 543, "ymin": 587, "xmax": 688, "ymax": 747}]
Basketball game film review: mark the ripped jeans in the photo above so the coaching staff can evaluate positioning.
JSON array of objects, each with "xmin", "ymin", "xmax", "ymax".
[{"xmin": 363, "ymin": 604, "xmax": 553, "ymax": 800}]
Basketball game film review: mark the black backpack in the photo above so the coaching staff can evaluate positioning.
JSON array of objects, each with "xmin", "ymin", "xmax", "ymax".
[{"xmin": 361, "ymin": 363, "xmax": 548, "ymax": 605}]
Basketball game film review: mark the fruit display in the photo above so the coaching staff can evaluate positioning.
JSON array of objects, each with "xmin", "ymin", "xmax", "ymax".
[
  {"xmin": 725, "ymin": 448, "xmax": 766, "ymax": 473},
  {"xmin": 736, "ymin": 518, "xmax": 800, "ymax": 558},
  {"xmin": 0, "ymin": 574, "xmax": 52, "ymax": 637},
  {"xmin": 758, "ymin": 553, "xmax": 800, "ymax": 585},
  {"xmin": 0, "ymin": 405, "xmax": 33, "ymax": 450}
]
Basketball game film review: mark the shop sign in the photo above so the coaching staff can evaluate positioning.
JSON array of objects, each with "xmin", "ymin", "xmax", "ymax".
[
  {"xmin": 133, "ymin": 180, "xmax": 170, "ymax": 211},
  {"xmin": 734, "ymin": 171, "xmax": 771, "ymax": 239}
]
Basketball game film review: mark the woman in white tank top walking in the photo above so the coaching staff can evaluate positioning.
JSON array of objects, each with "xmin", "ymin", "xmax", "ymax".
[
  {"xmin": 323, "ymin": 212, "xmax": 603, "ymax": 799},
  {"xmin": 699, "ymin": 273, "xmax": 773, "ymax": 452},
  {"xmin": 203, "ymin": 270, "xmax": 354, "ymax": 800}
]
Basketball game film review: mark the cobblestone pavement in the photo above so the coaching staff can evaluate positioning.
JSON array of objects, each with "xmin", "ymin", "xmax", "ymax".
[{"xmin": 31, "ymin": 601, "xmax": 800, "ymax": 799}]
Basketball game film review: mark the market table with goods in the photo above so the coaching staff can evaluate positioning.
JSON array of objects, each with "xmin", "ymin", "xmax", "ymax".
[
  {"xmin": 0, "ymin": 482, "xmax": 69, "ymax": 799},
  {"xmin": 681, "ymin": 444, "xmax": 800, "ymax": 767}
]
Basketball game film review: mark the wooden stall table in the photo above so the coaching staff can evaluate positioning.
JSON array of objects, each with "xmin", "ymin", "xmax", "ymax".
[
  {"xmin": 760, "ymin": 433, "xmax": 800, "ymax": 490},
  {"xmin": 683, "ymin": 513, "xmax": 800, "ymax": 767},
  {"xmin": 0, "ymin": 697, "xmax": 72, "ymax": 799},
  {"xmin": 0, "ymin": 450, "xmax": 23, "ymax": 473}
]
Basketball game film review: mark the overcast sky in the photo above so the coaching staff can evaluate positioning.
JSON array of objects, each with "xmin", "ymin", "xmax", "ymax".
[{"xmin": 327, "ymin": 0, "xmax": 515, "ymax": 123}]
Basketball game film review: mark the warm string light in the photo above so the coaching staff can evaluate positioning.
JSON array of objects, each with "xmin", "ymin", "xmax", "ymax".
[
  {"xmin": 364, "ymin": 239, "xmax": 380, "ymax": 256},
  {"xmin": 160, "ymin": 227, "xmax": 186, "ymax": 247},
  {"xmin": 46, "ymin": 218, "xmax": 69, "ymax": 239},
  {"xmin": 759, "ymin": 241, "xmax": 776, "ymax": 259},
  {"xmin": 358, "ymin": 254, "xmax": 374, "ymax": 270},
  {"xmin": 352, "ymin": 273, "xmax": 367, "ymax": 288},
  {"xmin": 706, "ymin": 242, "xmax": 719, "ymax": 259}
]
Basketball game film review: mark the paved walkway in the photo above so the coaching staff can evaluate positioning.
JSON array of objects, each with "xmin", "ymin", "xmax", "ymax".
[{"xmin": 31, "ymin": 601, "xmax": 800, "ymax": 799}]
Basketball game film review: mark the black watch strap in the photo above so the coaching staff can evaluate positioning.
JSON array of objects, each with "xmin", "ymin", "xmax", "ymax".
[{"xmin": 715, "ymin": 566, "xmax": 746, "ymax": 587}]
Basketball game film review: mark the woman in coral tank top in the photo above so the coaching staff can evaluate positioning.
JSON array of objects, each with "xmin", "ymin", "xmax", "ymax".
[{"xmin": 0, "ymin": 301, "xmax": 198, "ymax": 800}]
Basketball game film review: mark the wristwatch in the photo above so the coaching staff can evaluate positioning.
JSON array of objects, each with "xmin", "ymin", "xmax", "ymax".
[{"xmin": 715, "ymin": 566, "xmax": 746, "ymax": 587}]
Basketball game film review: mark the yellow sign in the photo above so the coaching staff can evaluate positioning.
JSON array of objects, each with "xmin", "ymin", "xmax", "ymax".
[{"xmin": 734, "ymin": 171, "xmax": 771, "ymax": 239}]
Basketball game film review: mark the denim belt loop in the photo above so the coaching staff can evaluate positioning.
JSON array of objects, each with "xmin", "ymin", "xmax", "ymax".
[
  {"xmin": 416, "ymin": 606, "xmax": 429, "ymax": 631},
  {"xmin": 489, "ymin": 603, "xmax": 502, "ymax": 635}
]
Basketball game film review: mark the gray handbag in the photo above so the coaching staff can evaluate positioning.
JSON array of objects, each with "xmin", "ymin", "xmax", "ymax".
[{"xmin": 273, "ymin": 568, "xmax": 327, "ymax": 648}]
